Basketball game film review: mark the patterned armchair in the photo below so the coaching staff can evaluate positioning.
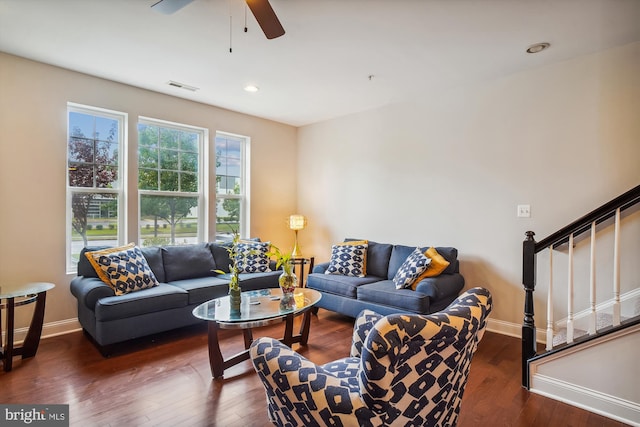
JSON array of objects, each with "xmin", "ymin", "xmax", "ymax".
[{"xmin": 250, "ymin": 287, "xmax": 492, "ymax": 427}]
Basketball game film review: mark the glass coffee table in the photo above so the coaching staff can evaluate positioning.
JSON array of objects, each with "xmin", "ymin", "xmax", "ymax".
[{"xmin": 193, "ymin": 288, "xmax": 321, "ymax": 378}]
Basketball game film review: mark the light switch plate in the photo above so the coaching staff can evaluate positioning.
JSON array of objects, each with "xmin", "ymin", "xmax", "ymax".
[{"xmin": 517, "ymin": 204, "xmax": 531, "ymax": 218}]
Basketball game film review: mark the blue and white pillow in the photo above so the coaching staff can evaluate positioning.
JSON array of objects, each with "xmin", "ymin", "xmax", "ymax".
[
  {"xmin": 236, "ymin": 241, "xmax": 272, "ymax": 273},
  {"xmin": 393, "ymin": 247, "xmax": 431, "ymax": 289},
  {"xmin": 325, "ymin": 243, "xmax": 368, "ymax": 277},
  {"xmin": 85, "ymin": 243, "xmax": 159, "ymax": 295}
]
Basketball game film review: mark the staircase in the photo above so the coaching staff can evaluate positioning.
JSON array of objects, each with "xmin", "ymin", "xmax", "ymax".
[{"xmin": 521, "ymin": 184, "xmax": 640, "ymax": 425}]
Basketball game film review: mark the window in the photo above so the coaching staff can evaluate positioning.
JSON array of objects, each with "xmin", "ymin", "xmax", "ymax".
[
  {"xmin": 66, "ymin": 105, "xmax": 250, "ymax": 269},
  {"xmin": 215, "ymin": 132, "xmax": 249, "ymax": 240},
  {"xmin": 138, "ymin": 119, "xmax": 207, "ymax": 246},
  {"xmin": 67, "ymin": 104, "xmax": 126, "ymax": 271}
]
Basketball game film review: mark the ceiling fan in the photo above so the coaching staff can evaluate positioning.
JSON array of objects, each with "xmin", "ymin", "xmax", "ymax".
[{"xmin": 151, "ymin": 0, "xmax": 285, "ymax": 39}]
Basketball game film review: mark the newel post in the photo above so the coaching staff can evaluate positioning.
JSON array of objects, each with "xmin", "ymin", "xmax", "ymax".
[{"xmin": 522, "ymin": 231, "xmax": 537, "ymax": 388}]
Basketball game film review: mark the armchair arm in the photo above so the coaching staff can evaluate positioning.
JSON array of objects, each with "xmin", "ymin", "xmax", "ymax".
[
  {"xmin": 250, "ymin": 337, "xmax": 372, "ymax": 427},
  {"xmin": 350, "ymin": 310, "xmax": 383, "ymax": 358},
  {"xmin": 70, "ymin": 276, "xmax": 115, "ymax": 310}
]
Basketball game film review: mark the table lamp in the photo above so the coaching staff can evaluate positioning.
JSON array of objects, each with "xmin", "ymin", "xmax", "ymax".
[{"xmin": 289, "ymin": 214, "xmax": 307, "ymax": 257}]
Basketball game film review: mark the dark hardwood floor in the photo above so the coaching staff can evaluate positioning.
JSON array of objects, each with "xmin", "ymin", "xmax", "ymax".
[{"xmin": 0, "ymin": 310, "xmax": 628, "ymax": 426}]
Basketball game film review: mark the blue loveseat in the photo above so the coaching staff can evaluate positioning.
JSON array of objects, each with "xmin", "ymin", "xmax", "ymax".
[
  {"xmin": 307, "ymin": 240, "xmax": 465, "ymax": 318},
  {"xmin": 70, "ymin": 242, "xmax": 281, "ymax": 351}
]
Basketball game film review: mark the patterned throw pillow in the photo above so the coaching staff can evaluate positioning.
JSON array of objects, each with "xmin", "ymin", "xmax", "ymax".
[
  {"xmin": 393, "ymin": 247, "xmax": 431, "ymax": 289},
  {"xmin": 410, "ymin": 247, "xmax": 451, "ymax": 290},
  {"xmin": 339, "ymin": 240, "xmax": 368, "ymax": 275},
  {"xmin": 85, "ymin": 243, "xmax": 159, "ymax": 296},
  {"xmin": 236, "ymin": 241, "xmax": 272, "ymax": 273},
  {"xmin": 325, "ymin": 243, "xmax": 368, "ymax": 277}
]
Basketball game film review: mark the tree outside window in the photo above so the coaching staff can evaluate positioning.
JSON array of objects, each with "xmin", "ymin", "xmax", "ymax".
[
  {"xmin": 66, "ymin": 105, "xmax": 125, "ymax": 270},
  {"xmin": 138, "ymin": 121, "xmax": 203, "ymax": 246}
]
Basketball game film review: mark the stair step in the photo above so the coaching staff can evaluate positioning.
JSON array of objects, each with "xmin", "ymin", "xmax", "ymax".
[{"xmin": 552, "ymin": 312, "xmax": 628, "ymax": 346}]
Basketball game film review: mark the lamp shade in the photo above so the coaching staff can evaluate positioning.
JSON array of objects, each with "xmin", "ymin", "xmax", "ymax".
[{"xmin": 289, "ymin": 214, "xmax": 307, "ymax": 231}]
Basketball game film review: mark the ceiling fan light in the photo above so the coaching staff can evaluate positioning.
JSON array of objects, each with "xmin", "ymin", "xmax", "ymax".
[{"xmin": 244, "ymin": 85, "xmax": 259, "ymax": 92}]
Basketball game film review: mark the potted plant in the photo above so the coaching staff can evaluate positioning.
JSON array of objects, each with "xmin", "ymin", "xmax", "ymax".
[
  {"xmin": 268, "ymin": 245, "xmax": 298, "ymax": 310},
  {"xmin": 213, "ymin": 229, "xmax": 242, "ymax": 315}
]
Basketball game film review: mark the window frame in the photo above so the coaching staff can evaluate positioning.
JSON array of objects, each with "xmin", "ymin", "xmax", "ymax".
[
  {"xmin": 215, "ymin": 131, "xmax": 250, "ymax": 240},
  {"xmin": 137, "ymin": 117, "xmax": 209, "ymax": 246},
  {"xmin": 66, "ymin": 103, "xmax": 127, "ymax": 273}
]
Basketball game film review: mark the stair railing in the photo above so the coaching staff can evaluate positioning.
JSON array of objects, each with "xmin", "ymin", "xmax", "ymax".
[{"xmin": 521, "ymin": 184, "xmax": 640, "ymax": 388}]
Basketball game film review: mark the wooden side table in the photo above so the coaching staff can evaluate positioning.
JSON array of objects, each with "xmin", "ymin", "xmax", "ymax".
[
  {"xmin": 291, "ymin": 257, "xmax": 314, "ymax": 288},
  {"xmin": 0, "ymin": 282, "xmax": 54, "ymax": 371}
]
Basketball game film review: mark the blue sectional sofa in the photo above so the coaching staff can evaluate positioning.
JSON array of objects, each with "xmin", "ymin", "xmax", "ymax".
[
  {"xmin": 70, "ymin": 242, "xmax": 281, "ymax": 351},
  {"xmin": 307, "ymin": 240, "xmax": 465, "ymax": 318}
]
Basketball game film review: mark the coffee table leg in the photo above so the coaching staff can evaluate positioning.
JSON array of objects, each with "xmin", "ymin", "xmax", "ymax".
[
  {"xmin": 208, "ymin": 322, "xmax": 224, "ymax": 379},
  {"xmin": 243, "ymin": 328, "xmax": 253, "ymax": 349},
  {"xmin": 300, "ymin": 310, "xmax": 312, "ymax": 345},
  {"xmin": 283, "ymin": 314, "xmax": 294, "ymax": 346}
]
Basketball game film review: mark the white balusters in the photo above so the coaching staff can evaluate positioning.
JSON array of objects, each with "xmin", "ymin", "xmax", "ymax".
[
  {"xmin": 546, "ymin": 245, "xmax": 554, "ymax": 351},
  {"xmin": 567, "ymin": 233, "xmax": 574, "ymax": 343},
  {"xmin": 613, "ymin": 208, "xmax": 621, "ymax": 326},
  {"xmin": 588, "ymin": 222, "xmax": 597, "ymax": 335}
]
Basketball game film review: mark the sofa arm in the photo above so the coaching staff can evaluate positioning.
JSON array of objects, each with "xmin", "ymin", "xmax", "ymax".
[
  {"xmin": 414, "ymin": 273, "xmax": 465, "ymax": 302},
  {"xmin": 312, "ymin": 261, "xmax": 330, "ymax": 274},
  {"xmin": 70, "ymin": 276, "xmax": 115, "ymax": 310}
]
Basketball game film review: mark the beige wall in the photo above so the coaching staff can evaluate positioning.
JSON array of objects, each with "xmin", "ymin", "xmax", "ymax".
[
  {"xmin": 1, "ymin": 42, "xmax": 638, "ymax": 337},
  {"xmin": 0, "ymin": 53, "xmax": 297, "ymax": 331},
  {"xmin": 297, "ymin": 42, "xmax": 640, "ymax": 332}
]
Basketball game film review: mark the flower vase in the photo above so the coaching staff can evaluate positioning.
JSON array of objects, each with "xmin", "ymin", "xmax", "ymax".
[
  {"xmin": 279, "ymin": 269, "xmax": 298, "ymax": 311},
  {"xmin": 229, "ymin": 287, "xmax": 242, "ymax": 317}
]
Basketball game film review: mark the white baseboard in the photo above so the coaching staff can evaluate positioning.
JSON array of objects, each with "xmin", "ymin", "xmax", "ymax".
[
  {"xmin": 531, "ymin": 374, "xmax": 640, "ymax": 427},
  {"xmin": 486, "ymin": 318, "xmax": 546, "ymax": 343},
  {"xmin": 2, "ymin": 318, "xmax": 82, "ymax": 345}
]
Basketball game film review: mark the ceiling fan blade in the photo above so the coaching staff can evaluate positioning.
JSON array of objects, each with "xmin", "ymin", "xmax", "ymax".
[
  {"xmin": 245, "ymin": 0, "xmax": 285, "ymax": 39},
  {"xmin": 151, "ymin": 0, "xmax": 195, "ymax": 15}
]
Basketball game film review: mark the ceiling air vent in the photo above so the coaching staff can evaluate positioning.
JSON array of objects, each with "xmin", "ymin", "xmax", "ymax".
[{"xmin": 167, "ymin": 80, "xmax": 199, "ymax": 92}]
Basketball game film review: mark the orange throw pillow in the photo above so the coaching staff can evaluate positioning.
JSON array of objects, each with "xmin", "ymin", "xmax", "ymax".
[{"xmin": 411, "ymin": 247, "xmax": 450, "ymax": 290}]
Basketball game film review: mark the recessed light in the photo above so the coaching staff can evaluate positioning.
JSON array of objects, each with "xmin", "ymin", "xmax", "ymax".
[
  {"xmin": 244, "ymin": 85, "xmax": 259, "ymax": 93},
  {"xmin": 526, "ymin": 42, "xmax": 550, "ymax": 54}
]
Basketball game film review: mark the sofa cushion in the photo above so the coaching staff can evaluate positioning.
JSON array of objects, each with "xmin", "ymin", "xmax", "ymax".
[
  {"xmin": 168, "ymin": 276, "xmax": 231, "ymax": 304},
  {"xmin": 78, "ymin": 246, "xmax": 110, "ymax": 278},
  {"xmin": 162, "ymin": 243, "xmax": 216, "ymax": 281},
  {"xmin": 85, "ymin": 244, "xmax": 160, "ymax": 295},
  {"xmin": 345, "ymin": 239, "xmax": 392, "ymax": 278},
  {"xmin": 392, "ymin": 247, "xmax": 431, "ymax": 289},
  {"xmin": 388, "ymin": 245, "xmax": 419, "ymax": 279},
  {"xmin": 236, "ymin": 240, "xmax": 272, "ymax": 273},
  {"xmin": 357, "ymin": 280, "xmax": 431, "ymax": 314},
  {"xmin": 307, "ymin": 273, "xmax": 380, "ymax": 298},
  {"xmin": 234, "ymin": 271, "xmax": 283, "ymax": 291},
  {"xmin": 94, "ymin": 283, "xmax": 189, "ymax": 321},
  {"xmin": 436, "ymin": 247, "xmax": 459, "ymax": 274},
  {"xmin": 139, "ymin": 246, "xmax": 166, "ymax": 283},
  {"xmin": 210, "ymin": 243, "xmax": 232, "ymax": 273},
  {"xmin": 325, "ymin": 243, "xmax": 368, "ymax": 277}
]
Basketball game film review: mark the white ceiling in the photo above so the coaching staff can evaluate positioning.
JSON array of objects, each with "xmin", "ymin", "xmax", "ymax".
[{"xmin": 1, "ymin": 0, "xmax": 639, "ymax": 126}]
